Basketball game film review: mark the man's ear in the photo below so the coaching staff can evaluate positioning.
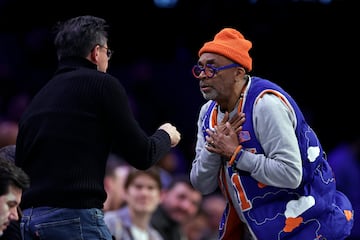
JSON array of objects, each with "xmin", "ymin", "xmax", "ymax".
[
  {"xmin": 237, "ymin": 67, "xmax": 246, "ymax": 75},
  {"xmin": 234, "ymin": 67, "xmax": 246, "ymax": 80},
  {"xmin": 88, "ymin": 45, "xmax": 99, "ymax": 63}
]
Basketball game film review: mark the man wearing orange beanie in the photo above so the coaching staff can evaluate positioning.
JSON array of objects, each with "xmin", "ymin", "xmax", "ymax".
[{"xmin": 190, "ymin": 27, "xmax": 354, "ymax": 239}]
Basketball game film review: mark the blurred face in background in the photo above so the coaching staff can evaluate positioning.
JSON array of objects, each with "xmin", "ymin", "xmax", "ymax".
[
  {"xmin": 182, "ymin": 210, "xmax": 208, "ymax": 240},
  {"xmin": 0, "ymin": 195, "xmax": 10, "ymax": 236},
  {"xmin": 103, "ymin": 165, "xmax": 131, "ymax": 211},
  {"xmin": 161, "ymin": 182, "xmax": 202, "ymax": 224},
  {"xmin": 202, "ymin": 194, "xmax": 226, "ymax": 232},
  {"xmin": 0, "ymin": 185, "xmax": 21, "ymax": 235},
  {"xmin": 4, "ymin": 185, "xmax": 22, "ymax": 222},
  {"xmin": 125, "ymin": 173, "xmax": 161, "ymax": 215}
]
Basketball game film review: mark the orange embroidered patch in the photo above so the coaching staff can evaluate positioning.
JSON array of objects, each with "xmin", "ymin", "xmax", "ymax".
[
  {"xmin": 344, "ymin": 210, "xmax": 353, "ymax": 221},
  {"xmin": 283, "ymin": 217, "xmax": 303, "ymax": 232}
]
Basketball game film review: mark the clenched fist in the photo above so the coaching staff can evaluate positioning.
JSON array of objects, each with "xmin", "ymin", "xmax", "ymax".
[{"xmin": 158, "ymin": 123, "xmax": 181, "ymax": 147}]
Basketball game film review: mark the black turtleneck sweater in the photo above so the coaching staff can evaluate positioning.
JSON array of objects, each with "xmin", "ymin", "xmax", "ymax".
[{"xmin": 15, "ymin": 57, "xmax": 171, "ymax": 209}]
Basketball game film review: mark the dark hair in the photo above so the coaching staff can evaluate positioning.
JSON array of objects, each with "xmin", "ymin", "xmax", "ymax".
[
  {"xmin": 0, "ymin": 179, "xmax": 8, "ymax": 196},
  {"xmin": 166, "ymin": 174, "xmax": 202, "ymax": 211},
  {"xmin": 0, "ymin": 145, "xmax": 16, "ymax": 163},
  {"xmin": 0, "ymin": 145, "xmax": 30, "ymax": 194},
  {"xmin": 53, "ymin": 15, "xmax": 109, "ymax": 60},
  {"xmin": 124, "ymin": 167, "xmax": 162, "ymax": 190}
]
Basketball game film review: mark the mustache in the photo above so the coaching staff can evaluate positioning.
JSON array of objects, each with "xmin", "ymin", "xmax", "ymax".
[{"xmin": 200, "ymin": 83, "xmax": 211, "ymax": 88}]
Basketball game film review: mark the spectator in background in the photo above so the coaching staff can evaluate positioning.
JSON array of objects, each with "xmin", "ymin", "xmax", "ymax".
[
  {"xmin": 0, "ymin": 183, "xmax": 10, "ymax": 236},
  {"xmin": 327, "ymin": 136, "xmax": 360, "ymax": 240},
  {"xmin": 0, "ymin": 145, "xmax": 30, "ymax": 239},
  {"xmin": 182, "ymin": 208, "xmax": 208, "ymax": 240},
  {"xmin": 183, "ymin": 192, "xmax": 227, "ymax": 240},
  {"xmin": 150, "ymin": 174, "xmax": 202, "ymax": 240},
  {"xmin": 104, "ymin": 167, "xmax": 163, "ymax": 240},
  {"xmin": 15, "ymin": 15, "xmax": 180, "ymax": 239},
  {"xmin": 103, "ymin": 154, "xmax": 132, "ymax": 212},
  {"xmin": 156, "ymin": 149, "xmax": 186, "ymax": 189},
  {"xmin": 200, "ymin": 192, "xmax": 226, "ymax": 240},
  {"xmin": 0, "ymin": 145, "xmax": 16, "ymax": 236}
]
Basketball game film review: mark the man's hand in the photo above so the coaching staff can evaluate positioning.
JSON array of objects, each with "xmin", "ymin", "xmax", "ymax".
[
  {"xmin": 159, "ymin": 123, "xmax": 181, "ymax": 147},
  {"xmin": 217, "ymin": 112, "xmax": 245, "ymax": 135},
  {"xmin": 205, "ymin": 112, "xmax": 245, "ymax": 158}
]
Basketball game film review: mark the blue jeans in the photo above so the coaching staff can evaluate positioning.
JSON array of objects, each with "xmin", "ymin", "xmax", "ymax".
[{"xmin": 20, "ymin": 207, "xmax": 113, "ymax": 240}]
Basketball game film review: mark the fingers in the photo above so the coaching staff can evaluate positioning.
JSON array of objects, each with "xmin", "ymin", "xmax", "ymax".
[
  {"xmin": 234, "ymin": 125, "xmax": 243, "ymax": 134},
  {"xmin": 229, "ymin": 112, "xmax": 245, "ymax": 124},
  {"xmin": 205, "ymin": 143, "xmax": 220, "ymax": 154},
  {"xmin": 205, "ymin": 133, "xmax": 216, "ymax": 152},
  {"xmin": 228, "ymin": 113, "xmax": 245, "ymax": 134},
  {"xmin": 232, "ymin": 117, "xmax": 245, "ymax": 134},
  {"xmin": 205, "ymin": 125, "xmax": 238, "ymax": 156},
  {"xmin": 170, "ymin": 132, "xmax": 181, "ymax": 147},
  {"xmin": 220, "ymin": 111, "xmax": 230, "ymax": 125},
  {"xmin": 159, "ymin": 123, "xmax": 181, "ymax": 147},
  {"xmin": 206, "ymin": 128, "xmax": 218, "ymax": 143},
  {"xmin": 205, "ymin": 129, "xmax": 215, "ymax": 141},
  {"xmin": 215, "ymin": 124, "xmax": 227, "ymax": 135},
  {"xmin": 206, "ymin": 122, "xmax": 236, "ymax": 144},
  {"xmin": 224, "ymin": 122, "xmax": 234, "ymax": 134}
]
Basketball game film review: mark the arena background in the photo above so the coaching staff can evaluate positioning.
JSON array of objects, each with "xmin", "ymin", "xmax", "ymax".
[{"xmin": 0, "ymin": 0, "xmax": 358, "ymax": 167}]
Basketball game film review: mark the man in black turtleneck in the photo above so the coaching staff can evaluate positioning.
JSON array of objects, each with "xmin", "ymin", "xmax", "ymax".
[{"xmin": 15, "ymin": 15, "xmax": 181, "ymax": 240}]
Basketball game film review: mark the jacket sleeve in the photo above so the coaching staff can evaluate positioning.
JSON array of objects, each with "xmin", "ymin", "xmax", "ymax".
[
  {"xmin": 101, "ymin": 75, "xmax": 171, "ymax": 170},
  {"xmin": 234, "ymin": 93, "xmax": 302, "ymax": 189},
  {"xmin": 190, "ymin": 102, "xmax": 222, "ymax": 194}
]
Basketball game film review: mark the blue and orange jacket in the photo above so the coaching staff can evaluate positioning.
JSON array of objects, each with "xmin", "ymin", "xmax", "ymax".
[{"xmin": 202, "ymin": 77, "xmax": 354, "ymax": 240}]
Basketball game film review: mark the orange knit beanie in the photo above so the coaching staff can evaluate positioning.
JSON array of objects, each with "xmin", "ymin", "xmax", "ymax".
[{"xmin": 198, "ymin": 28, "xmax": 253, "ymax": 72}]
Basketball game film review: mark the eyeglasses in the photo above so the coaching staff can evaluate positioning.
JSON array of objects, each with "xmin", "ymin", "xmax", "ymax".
[
  {"xmin": 98, "ymin": 45, "xmax": 114, "ymax": 60},
  {"xmin": 192, "ymin": 63, "xmax": 240, "ymax": 78}
]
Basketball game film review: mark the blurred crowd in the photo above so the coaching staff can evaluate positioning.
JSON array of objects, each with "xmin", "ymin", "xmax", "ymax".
[
  {"xmin": 0, "ymin": 1, "xmax": 358, "ymax": 239},
  {"xmin": 1, "ymin": 131, "xmax": 359, "ymax": 239}
]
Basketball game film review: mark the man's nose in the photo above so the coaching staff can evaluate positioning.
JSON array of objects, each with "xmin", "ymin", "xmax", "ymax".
[{"xmin": 9, "ymin": 208, "xmax": 19, "ymax": 221}]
